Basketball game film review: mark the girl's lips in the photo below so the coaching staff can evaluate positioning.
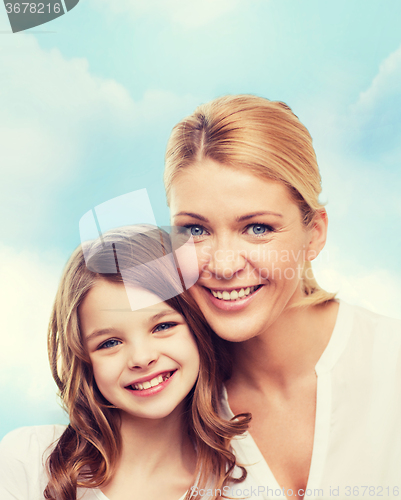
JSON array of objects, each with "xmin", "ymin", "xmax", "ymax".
[
  {"xmin": 125, "ymin": 370, "xmax": 176, "ymax": 398},
  {"xmin": 202, "ymin": 284, "xmax": 264, "ymax": 311}
]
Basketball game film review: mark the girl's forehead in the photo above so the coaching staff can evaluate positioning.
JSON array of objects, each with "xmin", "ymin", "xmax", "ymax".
[{"xmin": 79, "ymin": 281, "xmax": 180, "ymax": 333}]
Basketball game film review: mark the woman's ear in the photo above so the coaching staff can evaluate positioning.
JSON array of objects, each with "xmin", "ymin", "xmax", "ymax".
[{"xmin": 306, "ymin": 209, "xmax": 328, "ymax": 261}]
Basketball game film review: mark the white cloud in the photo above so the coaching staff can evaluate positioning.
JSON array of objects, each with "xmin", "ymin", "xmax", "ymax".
[
  {"xmin": 0, "ymin": 32, "xmax": 199, "ymax": 243},
  {"xmin": 0, "ymin": 244, "xmax": 70, "ymax": 436},
  {"xmin": 348, "ymin": 43, "xmax": 401, "ymax": 157},
  {"xmin": 355, "ymin": 44, "xmax": 401, "ymax": 114},
  {"xmin": 0, "ymin": 244, "xmax": 63, "ymax": 404},
  {"xmin": 0, "ymin": 33, "xmax": 136, "ymax": 242},
  {"xmin": 0, "ymin": 34, "xmax": 135, "ymax": 176},
  {"xmin": 92, "ymin": 0, "xmax": 254, "ymax": 28}
]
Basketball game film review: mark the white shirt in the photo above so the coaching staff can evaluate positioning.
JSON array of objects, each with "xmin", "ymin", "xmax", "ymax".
[
  {"xmin": 0, "ymin": 423, "xmax": 261, "ymax": 499},
  {"xmin": 0, "ymin": 425, "xmax": 119, "ymax": 500},
  {"xmin": 220, "ymin": 301, "xmax": 401, "ymax": 499}
]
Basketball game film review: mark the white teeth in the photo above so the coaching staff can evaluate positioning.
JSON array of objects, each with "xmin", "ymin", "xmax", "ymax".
[
  {"xmin": 132, "ymin": 372, "xmax": 172, "ymax": 391},
  {"xmin": 211, "ymin": 286, "xmax": 259, "ymax": 301}
]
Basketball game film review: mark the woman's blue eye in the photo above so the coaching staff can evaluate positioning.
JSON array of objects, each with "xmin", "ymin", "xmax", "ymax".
[
  {"xmin": 154, "ymin": 322, "xmax": 176, "ymax": 332},
  {"xmin": 99, "ymin": 339, "xmax": 121, "ymax": 350},
  {"xmin": 246, "ymin": 224, "xmax": 272, "ymax": 236},
  {"xmin": 188, "ymin": 226, "xmax": 205, "ymax": 237}
]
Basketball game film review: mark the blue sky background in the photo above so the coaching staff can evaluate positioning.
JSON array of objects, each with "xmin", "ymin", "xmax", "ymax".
[{"xmin": 1, "ymin": 0, "xmax": 401, "ymax": 439}]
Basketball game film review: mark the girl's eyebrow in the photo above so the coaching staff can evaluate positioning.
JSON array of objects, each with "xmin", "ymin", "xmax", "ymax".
[
  {"xmin": 86, "ymin": 328, "xmax": 116, "ymax": 342},
  {"xmin": 85, "ymin": 310, "xmax": 179, "ymax": 341},
  {"xmin": 150, "ymin": 309, "xmax": 178, "ymax": 322}
]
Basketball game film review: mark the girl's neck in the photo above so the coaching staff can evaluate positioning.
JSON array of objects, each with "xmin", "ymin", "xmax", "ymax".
[
  {"xmin": 118, "ymin": 402, "xmax": 196, "ymax": 476},
  {"xmin": 228, "ymin": 300, "xmax": 339, "ymax": 392},
  {"xmin": 101, "ymin": 403, "xmax": 197, "ymax": 500}
]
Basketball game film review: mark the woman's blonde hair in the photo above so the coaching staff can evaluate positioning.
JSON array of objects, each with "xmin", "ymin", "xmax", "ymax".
[
  {"xmin": 164, "ymin": 94, "xmax": 336, "ymax": 306},
  {"xmin": 45, "ymin": 225, "xmax": 250, "ymax": 500}
]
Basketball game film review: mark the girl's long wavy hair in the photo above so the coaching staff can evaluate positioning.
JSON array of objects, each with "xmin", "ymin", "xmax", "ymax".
[
  {"xmin": 164, "ymin": 94, "xmax": 336, "ymax": 307},
  {"xmin": 45, "ymin": 225, "xmax": 250, "ymax": 500}
]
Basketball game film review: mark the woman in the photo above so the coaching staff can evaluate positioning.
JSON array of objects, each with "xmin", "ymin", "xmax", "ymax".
[{"xmin": 164, "ymin": 95, "xmax": 401, "ymax": 499}]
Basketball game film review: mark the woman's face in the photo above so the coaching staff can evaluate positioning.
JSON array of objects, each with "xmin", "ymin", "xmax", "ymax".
[{"xmin": 169, "ymin": 159, "xmax": 326, "ymax": 342}]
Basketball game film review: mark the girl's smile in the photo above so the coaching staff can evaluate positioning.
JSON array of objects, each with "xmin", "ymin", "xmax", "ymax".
[
  {"xmin": 124, "ymin": 369, "xmax": 176, "ymax": 397},
  {"xmin": 80, "ymin": 281, "xmax": 200, "ymax": 420}
]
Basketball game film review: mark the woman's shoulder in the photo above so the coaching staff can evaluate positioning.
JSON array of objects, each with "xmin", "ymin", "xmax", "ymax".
[
  {"xmin": 338, "ymin": 301, "xmax": 401, "ymax": 369},
  {"xmin": 343, "ymin": 300, "xmax": 401, "ymax": 337}
]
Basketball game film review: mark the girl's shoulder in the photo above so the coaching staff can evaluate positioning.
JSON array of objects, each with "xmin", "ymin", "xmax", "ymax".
[
  {"xmin": 0, "ymin": 425, "xmax": 67, "ymax": 500},
  {"xmin": 0, "ymin": 424, "xmax": 67, "ymax": 458}
]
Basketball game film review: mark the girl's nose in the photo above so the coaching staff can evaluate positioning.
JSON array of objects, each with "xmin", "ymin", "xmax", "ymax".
[{"xmin": 127, "ymin": 339, "xmax": 159, "ymax": 370}]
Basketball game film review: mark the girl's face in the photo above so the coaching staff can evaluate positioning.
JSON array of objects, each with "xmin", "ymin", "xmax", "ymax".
[
  {"xmin": 80, "ymin": 280, "xmax": 200, "ymax": 421},
  {"xmin": 169, "ymin": 159, "xmax": 327, "ymax": 342}
]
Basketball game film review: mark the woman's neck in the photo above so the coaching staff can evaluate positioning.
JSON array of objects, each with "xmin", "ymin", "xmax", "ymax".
[{"xmin": 228, "ymin": 300, "xmax": 339, "ymax": 392}]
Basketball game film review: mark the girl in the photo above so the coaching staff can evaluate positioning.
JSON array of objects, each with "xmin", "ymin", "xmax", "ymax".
[
  {"xmin": 164, "ymin": 95, "xmax": 401, "ymax": 499},
  {"xmin": 0, "ymin": 225, "xmax": 253, "ymax": 500}
]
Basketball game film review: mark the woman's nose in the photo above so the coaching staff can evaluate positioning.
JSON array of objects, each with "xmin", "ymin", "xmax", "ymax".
[
  {"xmin": 127, "ymin": 339, "xmax": 158, "ymax": 370},
  {"xmin": 203, "ymin": 241, "xmax": 247, "ymax": 279}
]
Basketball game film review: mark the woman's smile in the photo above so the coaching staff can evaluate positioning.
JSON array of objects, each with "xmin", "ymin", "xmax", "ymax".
[{"xmin": 201, "ymin": 284, "xmax": 264, "ymax": 311}]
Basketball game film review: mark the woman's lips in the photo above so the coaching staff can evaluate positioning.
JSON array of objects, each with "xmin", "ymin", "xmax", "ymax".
[
  {"xmin": 202, "ymin": 284, "xmax": 264, "ymax": 311},
  {"xmin": 125, "ymin": 370, "xmax": 176, "ymax": 398}
]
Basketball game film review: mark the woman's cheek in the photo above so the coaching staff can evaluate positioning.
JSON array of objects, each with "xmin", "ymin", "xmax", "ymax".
[{"xmin": 172, "ymin": 238, "xmax": 200, "ymax": 290}]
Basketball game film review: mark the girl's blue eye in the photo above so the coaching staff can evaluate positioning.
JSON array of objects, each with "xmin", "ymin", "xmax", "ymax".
[
  {"xmin": 154, "ymin": 322, "xmax": 176, "ymax": 333},
  {"xmin": 99, "ymin": 339, "xmax": 121, "ymax": 350},
  {"xmin": 246, "ymin": 224, "xmax": 273, "ymax": 236}
]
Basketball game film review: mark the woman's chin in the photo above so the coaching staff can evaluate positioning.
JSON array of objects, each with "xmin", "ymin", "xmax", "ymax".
[{"xmin": 200, "ymin": 310, "xmax": 267, "ymax": 342}]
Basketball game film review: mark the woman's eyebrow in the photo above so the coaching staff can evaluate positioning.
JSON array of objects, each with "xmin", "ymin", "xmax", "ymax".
[
  {"xmin": 236, "ymin": 211, "xmax": 283, "ymax": 222},
  {"xmin": 173, "ymin": 212, "xmax": 209, "ymax": 222}
]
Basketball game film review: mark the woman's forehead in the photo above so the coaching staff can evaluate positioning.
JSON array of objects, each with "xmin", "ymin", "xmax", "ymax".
[{"xmin": 170, "ymin": 160, "xmax": 296, "ymax": 219}]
